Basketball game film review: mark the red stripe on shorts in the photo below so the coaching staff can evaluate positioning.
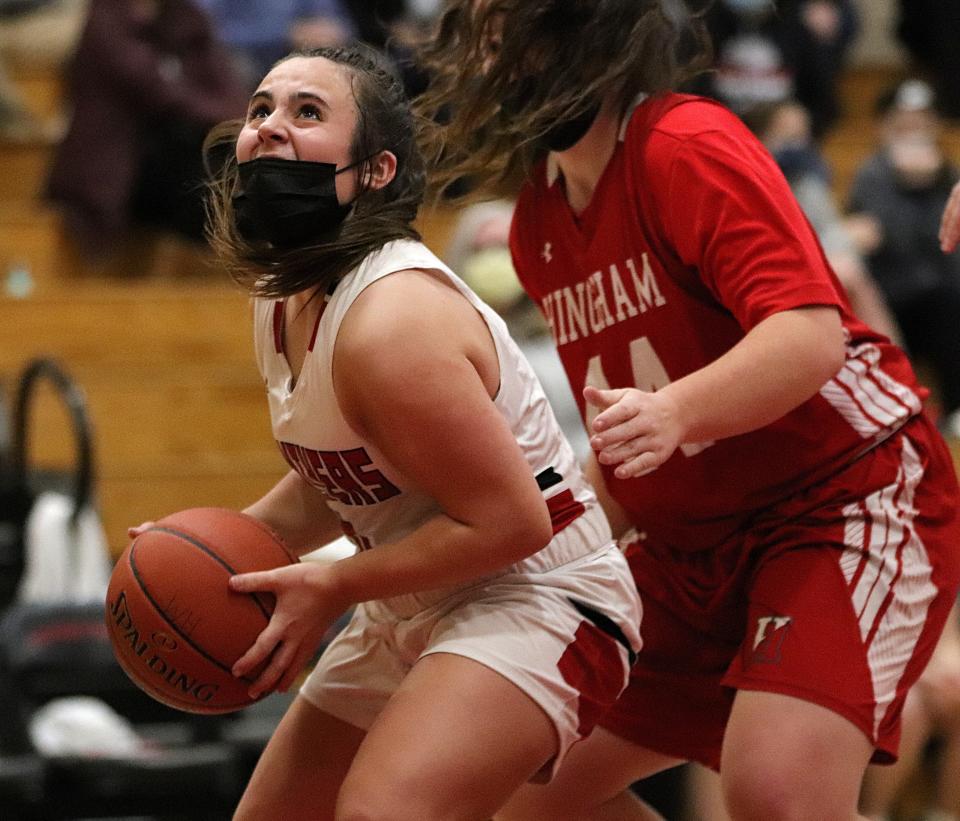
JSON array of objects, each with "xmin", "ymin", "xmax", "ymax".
[
  {"xmin": 546, "ymin": 489, "xmax": 586, "ymax": 535},
  {"xmin": 557, "ymin": 621, "xmax": 626, "ymax": 736}
]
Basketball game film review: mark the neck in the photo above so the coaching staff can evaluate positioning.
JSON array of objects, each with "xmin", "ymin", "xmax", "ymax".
[
  {"xmin": 552, "ymin": 96, "xmax": 622, "ymax": 214},
  {"xmin": 287, "ymin": 285, "xmax": 323, "ymax": 316}
]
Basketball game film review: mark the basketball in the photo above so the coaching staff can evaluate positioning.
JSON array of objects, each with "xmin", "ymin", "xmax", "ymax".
[{"xmin": 104, "ymin": 507, "xmax": 297, "ymax": 714}]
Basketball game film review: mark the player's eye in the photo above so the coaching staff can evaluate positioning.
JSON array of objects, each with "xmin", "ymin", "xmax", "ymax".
[
  {"xmin": 247, "ymin": 102, "xmax": 271, "ymax": 121},
  {"xmin": 298, "ymin": 104, "xmax": 322, "ymax": 120}
]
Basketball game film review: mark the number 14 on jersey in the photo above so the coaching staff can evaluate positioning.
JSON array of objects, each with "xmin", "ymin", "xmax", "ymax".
[{"xmin": 585, "ymin": 336, "xmax": 714, "ymax": 458}]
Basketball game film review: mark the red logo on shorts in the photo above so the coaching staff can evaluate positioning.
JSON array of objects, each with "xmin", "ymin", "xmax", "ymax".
[{"xmin": 750, "ymin": 615, "xmax": 792, "ymax": 665}]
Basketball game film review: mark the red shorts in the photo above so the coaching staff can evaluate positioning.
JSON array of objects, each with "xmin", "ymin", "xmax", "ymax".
[{"xmin": 600, "ymin": 414, "xmax": 960, "ymax": 770}]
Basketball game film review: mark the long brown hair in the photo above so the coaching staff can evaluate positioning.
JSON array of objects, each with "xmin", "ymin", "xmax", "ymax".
[
  {"xmin": 415, "ymin": 0, "xmax": 713, "ymax": 200},
  {"xmin": 205, "ymin": 45, "xmax": 426, "ymax": 298}
]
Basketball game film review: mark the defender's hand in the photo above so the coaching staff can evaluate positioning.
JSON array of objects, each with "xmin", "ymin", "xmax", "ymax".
[{"xmin": 585, "ymin": 385, "xmax": 684, "ymax": 479}]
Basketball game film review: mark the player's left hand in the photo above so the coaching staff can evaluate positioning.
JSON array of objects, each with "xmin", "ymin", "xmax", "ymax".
[
  {"xmin": 229, "ymin": 562, "xmax": 348, "ymax": 698},
  {"xmin": 127, "ymin": 521, "xmax": 156, "ymax": 540},
  {"xmin": 585, "ymin": 385, "xmax": 684, "ymax": 479}
]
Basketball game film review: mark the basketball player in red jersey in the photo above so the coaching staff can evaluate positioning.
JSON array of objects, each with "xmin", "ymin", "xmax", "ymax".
[
  {"xmin": 416, "ymin": 2, "xmax": 960, "ymax": 819},
  {"xmin": 129, "ymin": 44, "xmax": 647, "ymax": 820}
]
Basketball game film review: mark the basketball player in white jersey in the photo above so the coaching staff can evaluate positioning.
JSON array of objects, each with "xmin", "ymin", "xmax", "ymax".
[{"xmin": 191, "ymin": 45, "xmax": 641, "ymax": 820}]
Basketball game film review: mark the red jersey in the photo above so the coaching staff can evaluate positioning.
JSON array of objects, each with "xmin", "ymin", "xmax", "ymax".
[{"xmin": 511, "ymin": 93, "xmax": 926, "ymax": 551}]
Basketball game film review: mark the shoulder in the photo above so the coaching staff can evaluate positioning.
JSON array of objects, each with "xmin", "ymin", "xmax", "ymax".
[
  {"xmin": 625, "ymin": 93, "xmax": 744, "ymax": 140},
  {"xmin": 623, "ymin": 95, "xmax": 781, "ymax": 200},
  {"xmin": 336, "ymin": 268, "xmax": 478, "ymax": 366},
  {"xmin": 332, "ymin": 269, "xmax": 491, "ymax": 435},
  {"xmin": 624, "ymin": 93, "xmax": 763, "ymax": 170},
  {"xmin": 356, "ymin": 238, "xmax": 446, "ymax": 276}
]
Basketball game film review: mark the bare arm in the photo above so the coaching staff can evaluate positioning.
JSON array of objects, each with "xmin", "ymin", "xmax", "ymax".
[
  {"xmin": 326, "ymin": 270, "xmax": 552, "ymax": 600},
  {"xmin": 243, "ymin": 470, "xmax": 344, "ymax": 557},
  {"xmin": 587, "ymin": 305, "xmax": 845, "ymax": 478},
  {"xmin": 230, "ymin": 270, "xmax": 552, "ymax": 695},
  {"xmin": 582, "ymin": 452, "xmax": 632, "ymax": 539}
]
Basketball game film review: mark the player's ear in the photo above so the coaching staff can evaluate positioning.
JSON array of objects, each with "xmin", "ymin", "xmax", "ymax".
[{"xmin": 365, "ymin": 150, "xmax": 397, "ymax": 191}]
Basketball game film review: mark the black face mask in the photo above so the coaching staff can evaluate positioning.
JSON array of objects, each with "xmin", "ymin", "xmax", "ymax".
[
  {"xmin": 500, "ymin": 78, "xmax": 601, "ymax": 153},
  {"xmin": 540, "ymin": 102, "xmax": 601, "ymax": 152},
  {"xmin": 232, "ymin": 156, "xmax": 362, "ymax": 248}
]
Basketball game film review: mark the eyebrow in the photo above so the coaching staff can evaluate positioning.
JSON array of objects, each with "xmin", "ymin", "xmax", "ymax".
[{"xmin": 247, "ymin": 90, "xmax": 331, "ymax": 110}]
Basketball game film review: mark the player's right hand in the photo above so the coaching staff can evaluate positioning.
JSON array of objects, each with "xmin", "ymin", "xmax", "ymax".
[
  {"xmin": 585, "ymin": 385, "xmax": 684, "ymax": 479},
  {"xmin": 229, "ymin": 562, "xmax": 350, "ymax": 699}
]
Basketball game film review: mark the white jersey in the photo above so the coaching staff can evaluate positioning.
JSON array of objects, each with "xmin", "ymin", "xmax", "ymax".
[{"xmin": 253, "ymin": 239, "xmax": 613, "ymax": 616}]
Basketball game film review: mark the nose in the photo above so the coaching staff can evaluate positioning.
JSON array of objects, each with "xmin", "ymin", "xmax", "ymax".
[{"xmin": 257, "ymin": 111, "xmax": 287, "ymax": 144}]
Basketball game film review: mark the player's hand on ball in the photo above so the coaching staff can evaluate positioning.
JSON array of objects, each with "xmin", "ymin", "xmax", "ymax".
[
  {"xmin": 585, "ymin": 385, "xmax": 684, "ymax": 479},
  {"xmin": 229, "ymin": 563, "xmax": 348, "ymax": 698}
]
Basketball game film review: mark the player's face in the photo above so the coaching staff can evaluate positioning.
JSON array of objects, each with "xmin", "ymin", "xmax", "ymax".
[{"xmin": 236, "ymin": 56, "xmax": 360, "ymax": 203}]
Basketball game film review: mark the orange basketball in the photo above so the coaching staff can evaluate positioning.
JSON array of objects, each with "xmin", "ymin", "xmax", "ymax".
[{"xmin": 104, "ymin": 507, "xmax": 297, "ymax": 714}]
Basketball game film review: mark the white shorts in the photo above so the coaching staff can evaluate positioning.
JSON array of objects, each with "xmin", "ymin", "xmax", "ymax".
[{"xmin": 300, "ymin": 544, "xmax": 642, "ymax": 779}]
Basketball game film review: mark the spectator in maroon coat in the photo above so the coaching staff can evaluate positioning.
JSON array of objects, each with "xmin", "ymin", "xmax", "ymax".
[
  {"xmin": 697, "ymin": 0, "xmax": 859, "ymax": 140},
  {"xmin": 45, "ymin": 0, "xmax": 248, "ymax": 257}
]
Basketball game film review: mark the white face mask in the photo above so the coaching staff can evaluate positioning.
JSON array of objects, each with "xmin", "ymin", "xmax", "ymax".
[
  {"xmin": 460, "ymin": 247, "xmax": 524, "ymax": 312},
  {"xmin": 887, "ymin": 136, "xmax": 943, "ymax": 189}
]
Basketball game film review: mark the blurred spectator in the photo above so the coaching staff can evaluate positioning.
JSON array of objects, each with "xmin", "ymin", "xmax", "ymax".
[
  {"xmin": 194, "ymin": 0, "xmax": 354, "ymax": 91},
  {"xmin": 742, "ymin": 99, "xmax": 903, "ymax": 344},
  {"xmin": 0, "ymin": 62, "xmax": 41, "ymax": 141},
  {"xmin": 0, "ymin": 0, "xmax": 88, "ymax": 142},
  {"xmin": 860, "ymin": 602, "xmax": 960, "ymax": 821},
  {"xmin": 341, "ymin": 0, "xmax": 440, "ymax": 46},
  {"xmin": 444, "ymin": 200, "xmax": 537, "ymax": 337},
  {"xmin": 340, "ymin": 0, "xmax": 434, "ymax": 97},
  {"xmin": 340, "ymin": 0, "xmax": 404, "ymax": 48},
  {"xmin": 444, "ymin": 199, "xmax": 589, "ymax": 458},
  {"xmin": 45, "ymin": 0, "xmax": 248, "ymax": 258},
  {"xmin": 698, "ymin": 0, "xmax": 858, "ymax": 140},
  {"xmin": 897, "ymin": 0, "xmax": 960, "ymax": 120},
  {"xmin": 847, "ymin": 79, "xmax": 960, "ymax": 437},
  {"xmin": 199, "ymin": 1, "xmax": 435, "ymax": 97}
]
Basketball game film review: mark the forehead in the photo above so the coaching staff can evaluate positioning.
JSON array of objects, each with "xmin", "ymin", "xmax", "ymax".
[{"xmin": 258, "ymin": 56, "xmax": 356, "ymax": 111}]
